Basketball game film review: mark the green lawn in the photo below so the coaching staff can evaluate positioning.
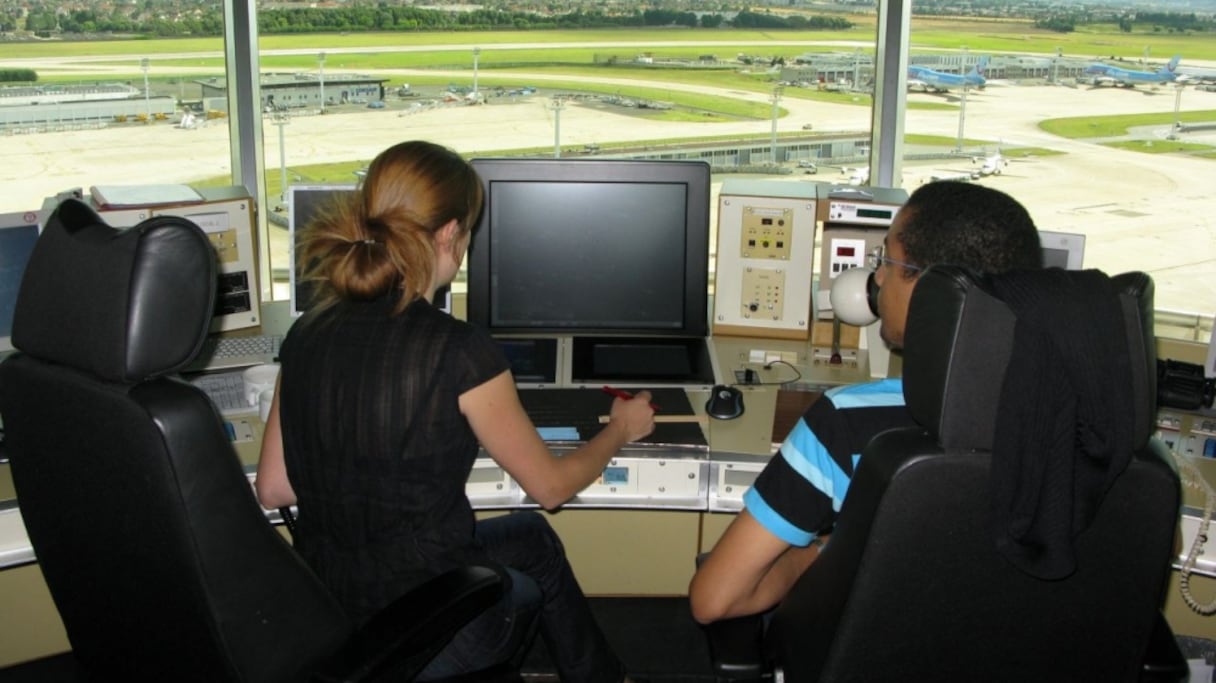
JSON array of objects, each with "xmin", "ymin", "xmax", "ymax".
[{"xmin": 1040, "ymin": 110, "xmax": 1216, "ymax": 138}]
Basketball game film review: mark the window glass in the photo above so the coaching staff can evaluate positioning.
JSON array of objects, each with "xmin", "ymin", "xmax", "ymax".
[
  {"xmin": 2, "ymin": 5, "xmax": 1210, "ymax": 343},
  {"xmin": 0, "ymin": 7, "xmax": 234, "ymax": 228},
  {"xmin": 903, "ymin": 15, "xmax": 1212, "ymax": 342}
]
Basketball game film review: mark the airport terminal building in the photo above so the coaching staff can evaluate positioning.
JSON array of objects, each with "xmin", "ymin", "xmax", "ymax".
[{"xmin": 200, "ymin": 73, "xmax": 390, "ymax": 112}]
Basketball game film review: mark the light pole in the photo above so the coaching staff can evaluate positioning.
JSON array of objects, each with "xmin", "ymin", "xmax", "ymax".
[
  {"xmin": 956, "ymin": 86, "xmax": 969, "ymax": 152},
  {"xmin": 273, "ymin": 111, "xmax": 290, "ymax": 206},
  {"xmin": 955, "ymin": 48, "xmax": 969, "ymax": 152},
  {"xmin": 550, "ymin": 96, "xmax": 565, "ymax": 158},
  {"xmin": 140, "ymin": 57, "xmax": 150, "ymax": 120},
  {"xmin": 852, "ymin": 48, "xmax": 861, "ymax": 91},
  {"xmin": 317, "ymin": 51, "xmax": 326, "ymax": 113},
  {"xmin": 770, "ymin": 86, "xmax": 784, "ymax": 164},
  {"xmin": 1170, "ymin": 83, "xmax": 1183, "ymax": 140},
  {"xmin": 472, "ymin": 47, "xmax": 481, "ymax": 101}
]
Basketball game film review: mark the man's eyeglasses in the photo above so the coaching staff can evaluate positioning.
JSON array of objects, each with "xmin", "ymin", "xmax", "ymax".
[{"xmin": 866, "ymin": 245, "xmax": 922, "ymax": 273}]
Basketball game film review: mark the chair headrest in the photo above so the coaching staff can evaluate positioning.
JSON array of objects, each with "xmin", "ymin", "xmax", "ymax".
[
  {"xmin": 12, "ymin": 199, "xmax": 217, "ymax": 382},
  {"xmin": 901, "ymin": 265, "xmax": 1156, "ymax": 451}
]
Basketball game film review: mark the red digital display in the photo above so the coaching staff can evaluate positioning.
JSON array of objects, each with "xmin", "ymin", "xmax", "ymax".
[{"xmin": 836, "ymin": 246, "xmax": 856, "ymax": 257}]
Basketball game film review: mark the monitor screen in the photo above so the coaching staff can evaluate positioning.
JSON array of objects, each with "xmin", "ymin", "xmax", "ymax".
[
  {"xmin": 1039, "ymin": 230, "xmax": 1085, "ymax": 270},
  {"xmin": 0, "ymin": 211, "xmax": 43, "ymax": 352},
  {"xmin": 467, "ymin": 158, "xmax": 711, "ymax": 338},
  {"xmin": 287, "ymin": 184, "xmax": 357, "ymax": 317},
  {"xmin": 287, "ymin": 184, "xmax": 452, "ymax": 316}
]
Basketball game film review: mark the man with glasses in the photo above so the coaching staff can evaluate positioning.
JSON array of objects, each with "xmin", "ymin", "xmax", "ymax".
[{"xmin": 689, "ymin": 181, "xmax": 1043, "ymax": 624}]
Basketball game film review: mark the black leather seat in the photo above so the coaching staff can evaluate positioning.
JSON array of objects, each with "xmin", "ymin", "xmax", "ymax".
[
  {"xmin": 704, "ymin": 265, "xmax": 1187, "ymax": 682},
  {"xmin": 0, "ymin": 199, "xmax": 509, "ymax": 682}
]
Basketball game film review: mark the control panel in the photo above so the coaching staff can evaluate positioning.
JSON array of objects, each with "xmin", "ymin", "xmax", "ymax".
[
  {"xmin": 467, "ymin": 447, "xmax": 710, "ymax": 510},
  {"xmin": 1156, "ymin": 408, "xmax": 1216, "ymax": 459},
  {"xmin": 815, "ymin": 188, "xmax": 906, "ymax": 319},
  {"xmin": 707, "ymin": 455, "xmax": 769, "ymax": 512},
  {"xmin": 713, "ymin": 180, "xmax": 817, "ymax": 340},
  {"xmin": 575, "ymin": 454, "xmax": 706, "ymax": 508},
  {"xmin": 813, "ymin": 186, "xmax": 907, "ymax": 380},
  {"xmin": 466, "ymin": 459, "xmax": 519, "ymax": 509}
]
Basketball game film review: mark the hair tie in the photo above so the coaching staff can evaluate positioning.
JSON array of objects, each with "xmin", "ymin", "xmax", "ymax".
[{"xmin": 361, "ymin": 239, "xmax": 379, "ymax": 246}]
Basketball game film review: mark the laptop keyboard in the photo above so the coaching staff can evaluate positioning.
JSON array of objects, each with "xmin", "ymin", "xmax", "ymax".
[
  {"xmin": 189, "ymin": 370, "xmax": 255, "ymax": 416},
  {"xmin": 190, "ymin": 334, "xmax": 283, "ymax": 371}
]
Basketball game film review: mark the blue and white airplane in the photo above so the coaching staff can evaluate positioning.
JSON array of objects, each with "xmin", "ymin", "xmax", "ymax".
[
  {"xmin": 1083, "ymin": 55, "xmax": 1181, "ymax": 88},
  {"xmin": 907, "ymin": 56, "xmax": 989, "ymax": 93}
]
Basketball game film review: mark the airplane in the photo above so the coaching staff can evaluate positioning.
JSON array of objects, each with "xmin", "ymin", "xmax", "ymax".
[
  {"xmin": 1175, "ymin": 64, "xmax": 1216, "ymax": 86},
  {"xmin": 907, "ymin": 56, "xmax": 989, "ymax": 93},
  {"xmin": 926, "ymin": 171, "xmax": 976, "ymax": 183},
  {"xmin": 971, "ymin": 149, "xmax": 1008, "ymax": 176},
  {"xmin": 836, "ymin": 166, "xmax": 870, "ymax": 185},
  {"xmin": 177, "ymin": 110, "xmax": 203, "ymax": 129},
  {"xmin": 1083, "ymin": 55, "xmax": 1181, "ymax": 88}
]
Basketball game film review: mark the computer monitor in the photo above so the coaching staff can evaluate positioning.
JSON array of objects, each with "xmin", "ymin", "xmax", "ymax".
[
  {"xmin": 1039, "ymin": 230, "xmax": 1085, "ymax": 270},
  {"xmin": 0, "ymin": 210, "xmax": 43, "ymax": 352},
  {"xmin": 287, "ymin": 184, "xmax": 357, "ymax": 317},
  {"xmin": 466, "ymin": 158, "xmax": 711, "ymax": 338},
  {"xmin": 287, "ymin": 183, "xmax": 453, "ymax": 317}
]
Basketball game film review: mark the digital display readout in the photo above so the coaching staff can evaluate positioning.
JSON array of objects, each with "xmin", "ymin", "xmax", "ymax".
[
  {"xmin": 856, "ymin": 207, "xmax": 894, "ymax": 220},
  {"xmin": 602, "ymin": 466, "xmax": 630, "ymax": 486},
  {"xmin": 724, "ymin": 469, "xmax": 758, "ymax": 487}
]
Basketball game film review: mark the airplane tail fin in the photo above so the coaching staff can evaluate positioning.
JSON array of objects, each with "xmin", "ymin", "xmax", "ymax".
[
  {"xmin": 969, "ymin": 56, "xmax": 991, "ymax": 79},
  {"xmin": 1165, "ymin": 55, "xmax": 1181, "ymax": 73}
]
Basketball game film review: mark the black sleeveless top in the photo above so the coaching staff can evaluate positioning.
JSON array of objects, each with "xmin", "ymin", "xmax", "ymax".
[{"xmin": 278, "ymin": 295, "xmax": 509, "ymax": 624}]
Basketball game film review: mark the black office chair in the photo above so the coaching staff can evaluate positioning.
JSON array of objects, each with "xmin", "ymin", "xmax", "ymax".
[
  {"xmin": 704, "ymin": 265, "xmax": 1187, "ymax": 682},
  {"xmin": 0, "ymin": 199, "xmax": 510, "ymax": 682}
]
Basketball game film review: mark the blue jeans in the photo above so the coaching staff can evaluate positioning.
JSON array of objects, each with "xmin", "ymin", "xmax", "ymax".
[{"xmin": 418, "ymin": 511, "xmax": 626, "ymax": 683}]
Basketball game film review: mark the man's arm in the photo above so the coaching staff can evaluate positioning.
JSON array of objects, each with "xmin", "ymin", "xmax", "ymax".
[{"xmin": 688, "ymin": 509, "xmax": 824, "ymax": 624}]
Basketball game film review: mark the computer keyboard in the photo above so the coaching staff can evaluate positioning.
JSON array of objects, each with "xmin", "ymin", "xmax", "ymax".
[
  {"xmin": 189, "ymin": 370, "xmax": 257, "ymax": 416},
  {"xmin": 518, "ymin": 388, "xmax": 707, "ymax": 446},
  {"xmin": 190, "ymin": 334, "xmax": 283, "ymax": 371}
]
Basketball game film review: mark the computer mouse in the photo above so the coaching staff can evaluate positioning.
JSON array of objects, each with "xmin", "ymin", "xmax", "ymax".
[{"xmin": 706, "ymin": 385, "xmax": 744, "ymax": 420}]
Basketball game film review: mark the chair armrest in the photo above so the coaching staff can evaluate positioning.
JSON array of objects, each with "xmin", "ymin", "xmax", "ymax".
[
  {"xmin": 700, "ymin": 613, "xmax": 768, "ymax": 683},
  {"xmin": 1139, "ymin": 612, "xmax": 1189, "ymax": 683},
  {"xmin": 311, "ymin": 565, "xmax": 505, "ymax": 683}
]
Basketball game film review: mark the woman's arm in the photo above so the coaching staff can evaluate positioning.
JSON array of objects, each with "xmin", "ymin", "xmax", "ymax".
[
  {"xmin": 460, "ymin": 371, "xmax": 655, "ymax": 510},
  {"xmin": 254, "ymin": 375, "xmax": 297, "ymax": 509}
]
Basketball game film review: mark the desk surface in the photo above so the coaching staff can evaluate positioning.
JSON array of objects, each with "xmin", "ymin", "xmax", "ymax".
[{"xmin": 3, "ymin": 334, "xmax": 1214, "ymax": 576}]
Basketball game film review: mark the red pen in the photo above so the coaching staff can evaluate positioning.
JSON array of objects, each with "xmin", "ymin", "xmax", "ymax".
[{"xmin": 601, "ymin": 385, "xmax": 660, "ymax": 411}]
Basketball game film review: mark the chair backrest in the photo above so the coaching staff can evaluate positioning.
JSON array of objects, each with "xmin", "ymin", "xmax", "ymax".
[
  {"xmin": 0, "ymin": 199, "xmax": 351, "ymax": 682},
  {"xmin": 769, "ymin": 265, "xmax": 1180, "ymax": 682}
]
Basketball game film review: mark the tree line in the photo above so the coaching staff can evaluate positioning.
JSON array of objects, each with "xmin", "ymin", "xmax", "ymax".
[
  {"xmin": 257, "ymin": 6, "xmax": 854, "ymax": 33},
  {"xmin": 14, "ymin": 6, "xmax": 852, "ymax": 38},
  {"xmin": 1033, "ymin": 10, "xmax": 1214, "ymax": 34}
]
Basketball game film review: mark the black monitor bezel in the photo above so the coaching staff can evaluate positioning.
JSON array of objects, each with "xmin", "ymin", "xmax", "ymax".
[{"xmin": 466, "ymin": 157, "xmax": 711, "ymax": 338}]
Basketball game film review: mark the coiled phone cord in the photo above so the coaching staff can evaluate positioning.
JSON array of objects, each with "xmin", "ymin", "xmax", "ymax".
[{"xmin": 1173, "ymin": 451, "xmax": 1216, "ymax": 615}]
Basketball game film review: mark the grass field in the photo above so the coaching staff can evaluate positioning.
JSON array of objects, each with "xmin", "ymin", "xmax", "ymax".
[
  {"xmin": 3, "ymin": 19, "xmax": 1211, "ymax": 64},
  {"xmin": 1040, "ymin": 110, "xmax": 1216, "ymax": 138}
]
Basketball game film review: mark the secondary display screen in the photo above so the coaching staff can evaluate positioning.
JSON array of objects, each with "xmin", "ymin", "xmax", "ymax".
[
  {"xmin": 0, "ymin": 219, "xmax": 40, "ymax": 351},
  {"xmin": 288, "ymin": 185, "xmax": 356, "ymax": 316},
  {"xmin": 487, "ymin": 181, "xmax": 687, "ymax": 330},
  {"xmin": 1042, "ymin": 247, "xmax": 1070, "ymax": 270}
]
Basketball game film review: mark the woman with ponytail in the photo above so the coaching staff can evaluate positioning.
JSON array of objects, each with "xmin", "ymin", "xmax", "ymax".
[{"xmin": 256, "ymin": 141, "xmax": 653, "ymax": 682}]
